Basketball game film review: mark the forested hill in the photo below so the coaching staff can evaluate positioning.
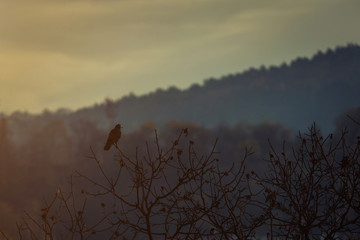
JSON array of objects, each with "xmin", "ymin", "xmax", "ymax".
[
  {"xmin": 68, "ymin": 44, "xmax": 359, "ymax": 132},
  {"xmin": 10, "ymin": 44, "xmax": 360, "ymax": 133},
  {"xmin": 1, "ymin": 44, "xmax": 360, "ymax": 236}
]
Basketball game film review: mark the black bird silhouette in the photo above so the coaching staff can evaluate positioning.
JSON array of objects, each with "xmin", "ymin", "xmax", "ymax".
[{"xmin": 104, "ymin": 124, "xmax": 122, "ymax": 151}]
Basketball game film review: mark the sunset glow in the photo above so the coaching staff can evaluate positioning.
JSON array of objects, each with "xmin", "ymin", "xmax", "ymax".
[{"xmin": 0, "ymin": 0, "xmax": 359, "ymax": 113}]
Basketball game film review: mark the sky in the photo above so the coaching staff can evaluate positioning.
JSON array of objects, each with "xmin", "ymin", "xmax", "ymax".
[{"xmin": 0, "ymin": 0, "xmax": 359, "ymax": 114}]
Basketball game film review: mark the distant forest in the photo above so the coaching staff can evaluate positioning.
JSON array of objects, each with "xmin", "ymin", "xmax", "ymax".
[
  {"xmin": 3, "ymin": 43, "xmax": 360, "ymax": 133},
  {"xmin": 0, "ymin": 44, "xmax": 360, "ymax": 237},
  {"xmin": 58, "ymin": 43, "xmax": 360, "ymax": 133}
]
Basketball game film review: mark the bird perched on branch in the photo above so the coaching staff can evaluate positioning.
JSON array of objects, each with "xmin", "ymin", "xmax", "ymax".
[{"xmin": 104, "ymin": 124, "xmax": 122, "ymax": 150}]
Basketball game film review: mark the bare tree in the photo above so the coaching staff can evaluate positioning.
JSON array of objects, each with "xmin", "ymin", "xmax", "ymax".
[
  {"xmin": 3, "ymin": 125, "xmax": 360, "ymax": 240},
  {"xmin": 6, "ymin": 128, "xmax": 263, "ymax": 240},
  {"xmin": 256, "ymin": 124, "xmax": 360, "ymax": 239}
]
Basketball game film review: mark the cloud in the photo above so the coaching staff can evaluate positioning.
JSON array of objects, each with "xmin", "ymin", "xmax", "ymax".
[{"xmin": 0, "ymin": 0, "xmax": 303, "ymax": 59}]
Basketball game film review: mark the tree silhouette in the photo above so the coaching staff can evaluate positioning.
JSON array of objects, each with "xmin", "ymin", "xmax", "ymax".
[
  {"xmin": 255, "ymin": 124, "xmax": 360, "ymax": 239},
  {"xmin": 1, "ymin": 124, "xmax": 360, "ymax": 239},
  {"xmin": 5, "ymin": 128, "xmax": 263, "ymax": 239}
]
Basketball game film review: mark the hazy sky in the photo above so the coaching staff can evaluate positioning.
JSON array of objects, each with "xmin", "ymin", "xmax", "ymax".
[{"xmin": 0, "ymin": 0, "xmax": 359, "ymax": 114}]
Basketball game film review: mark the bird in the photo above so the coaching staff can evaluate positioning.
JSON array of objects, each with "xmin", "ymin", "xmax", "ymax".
[{"xmin": 104, "ymin": 124, "xmax": 122, "ymax": 151}]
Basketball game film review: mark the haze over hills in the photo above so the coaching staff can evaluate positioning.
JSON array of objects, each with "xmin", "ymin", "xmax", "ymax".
[
  {"xmin": 59, "ymin": 43, "xmax": 360, "ymax": 133},
  {"xmin": 2, "ymin": 43, "xmax": 360, "ymax": 135},
  {"xmin": 1, "ymin": 44, "xmax": 360, "ymax": 237}
]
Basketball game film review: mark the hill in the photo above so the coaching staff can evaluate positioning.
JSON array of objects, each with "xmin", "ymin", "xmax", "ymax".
[
  {"xmin": 1, "ymin": 43, "xmax": 360, "ymax": 237},
  {"xmin": 65, "ymin": 43, "xmax": 360, "ymax": 133}
]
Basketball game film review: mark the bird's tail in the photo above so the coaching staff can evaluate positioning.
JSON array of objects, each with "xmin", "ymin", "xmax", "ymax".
[{"xmin": 104, "ymin": 143, "xmax": 111, "ymax": 151}]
